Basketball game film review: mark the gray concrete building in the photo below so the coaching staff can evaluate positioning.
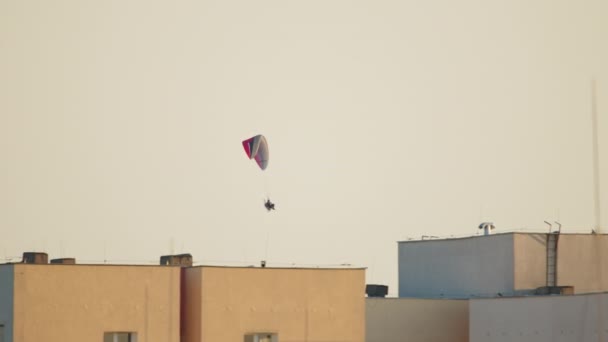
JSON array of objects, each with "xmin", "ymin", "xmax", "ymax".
[
  {"xmin": 367, "ymin": 292, "xmax": 608, "ymax": 342},
  {"xmin": 366, "ymin": 297, "xmax": 469, "ymax": 342},
  {"xmin": 0, "ymin": 265, "xmax": 13, "ymax": 342},
  {"xmin": 469, "ymin": 292, "xmax": 608, "ymax": 342},
  {"xmin": 363, "ymin": 232, "xmax": 608, "ymax": 342},
  {"xmin": 398, "ymin": 233, "xmax": 608, "ymax": 298}
]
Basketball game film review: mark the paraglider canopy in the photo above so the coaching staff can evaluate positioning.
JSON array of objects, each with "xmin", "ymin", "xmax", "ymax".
[{"xmin": 242, "ymin": 134, "xmax": 269, "ymax": 170}]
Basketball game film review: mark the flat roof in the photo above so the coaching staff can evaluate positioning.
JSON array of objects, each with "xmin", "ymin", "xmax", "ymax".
[
  {"xmin": 190, "ymin": 265, "xmax": 366, "ymax": 270},
  {"xmin": 367, "ymin": 291, "xmax": 608, "ymax": 301},
  {"xmin": 0, "ymin": 262, "xmax": 365, "ymax": 270},
  {"xmin": 397, "ymin": 231, "xmax": 608, "ymax": 244}
]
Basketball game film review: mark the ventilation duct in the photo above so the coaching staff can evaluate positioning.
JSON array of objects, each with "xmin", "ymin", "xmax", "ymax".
[
  {"xmin": 160, "ymin": 253, "xmax": 193, "ymax": 267},
  {"xmin": 366, "ymin": 284, "xmax": 389, "ymax": 297},
  {"xmin": 22, "ymin": 252, "xmax": 48, "ymax": 264},
  {"xmin": 50, "ymin": 258, "xmax": 76, "ymax": 264}
]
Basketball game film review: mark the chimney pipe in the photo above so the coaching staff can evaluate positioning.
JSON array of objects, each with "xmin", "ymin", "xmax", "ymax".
[{"xmin": 478, "ymin": 222, "xmax": 495, "ymax": 236}]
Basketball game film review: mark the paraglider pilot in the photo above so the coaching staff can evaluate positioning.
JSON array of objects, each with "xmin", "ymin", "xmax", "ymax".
[{"xmin": 264, "ymin": 199, "xmax": 275, "ymax": 211}]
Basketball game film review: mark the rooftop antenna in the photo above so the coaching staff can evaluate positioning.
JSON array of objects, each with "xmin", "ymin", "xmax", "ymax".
[
  {"xmin": 591, "ymin": 79, "xmax": 602, "ymax": 233},
  {"xmin": 544, "ymin": 221, "xmax": 552, "ymax": 233}
]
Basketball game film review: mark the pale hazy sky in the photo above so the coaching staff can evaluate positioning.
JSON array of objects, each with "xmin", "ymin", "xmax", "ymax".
[{"xmin": 1, "ymin": 0, "xmax": 607, "ymax": 295}]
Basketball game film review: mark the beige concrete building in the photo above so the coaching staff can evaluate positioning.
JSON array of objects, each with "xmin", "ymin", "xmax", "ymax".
[
  {"xmin": 556, "ymin": 234, "xmax": 608, "ymax": 294},
  {"xmin": 398, "ymin": 232, "xmax": 608, "ymax": 298},
  {"xmin": 0, "ymin": 262, "xmax": 181, "ymax": 342},
  {"xmin": 0, "ymin": 254, "xmax": 365, "ymax": 342},
  {"xmin": 366, "ymin": 298, "xmax": 469, "ymax": 342},
  {"xmin": 183, "ymin": 266, "xmax": 366, "ymax": 342}
]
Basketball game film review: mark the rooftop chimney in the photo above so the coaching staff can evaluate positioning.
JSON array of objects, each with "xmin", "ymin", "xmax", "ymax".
[
  {"xmin": 160, "ymin": 253, "xmax": 193, "ymax": 267},
  {"xmin": 50, "ymin": 258, "xmax": 76, "ymax": 265},
  {"xmin": 22, "ymin": 252, "xmax": 48, "ymax": 264}
]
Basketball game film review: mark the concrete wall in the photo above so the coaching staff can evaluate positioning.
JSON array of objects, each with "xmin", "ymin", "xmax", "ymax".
[
  {"xmin": 513, "ymin": 233, "xmax": 547, "ymax": 292},
  {"xmin": 0, "ymin": 265, "xmax": 13, "ymax": 342},
  {"xmin": 398, "ymin": 234, "xmax": 514, "ymax": 298},
  {"xmin": 183, "ymin": 266, "xmax": 365, "ymax": 342},
  {"xmin": 12, "ymin": 264, "xmax": 180, "ymax": 342},
  {"xmin": 557, "ymin": 234, "xmax": 608, "ymax": 293},
  {"xmin": 470, "ymin": 293, "xmax": 608, "ymax": 342},
  {"xmin": 366, "ymin": 298, "xmax": 468, "ymax": 342}
]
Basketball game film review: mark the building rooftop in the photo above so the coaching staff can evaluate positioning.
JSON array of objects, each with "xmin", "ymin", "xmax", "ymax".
[
  {"xmin": 0, "ymin": 251, "xmax": 364, "ymax": 270},
  {"xmin": 397, "ymin": 230, "xmax": 607, "ymax": 244}
]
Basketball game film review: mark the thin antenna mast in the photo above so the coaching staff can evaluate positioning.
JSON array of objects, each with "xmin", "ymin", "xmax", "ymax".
[{"xmin": 591, "ymin": 79, "xmax": 602, "ymax": 232}]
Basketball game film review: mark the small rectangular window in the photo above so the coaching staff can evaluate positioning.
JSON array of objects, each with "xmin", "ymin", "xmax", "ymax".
[
  {"xmin": 103, "ymin": 332, "xmax": 137, "ymax": 342},
  {"xmin": 244, "ymin": 333, "xmax": 278, "ymax": 342}
]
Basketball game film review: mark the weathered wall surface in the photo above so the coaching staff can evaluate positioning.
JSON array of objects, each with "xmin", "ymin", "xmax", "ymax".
[
  {"xmin": 184, "ymin": 266, "xmax": 365, "ymax": 342},
  {"xmin": 0, "ymin": 265, "xmax": 13, "ymax": 342},
  {"xmin": 470, "ymin": 293, "xmax": 608, "ymax": 342},
  {"xmin": 398, "ymin": 234, "xmax": 514, "ymax": 298},
  {"xmin": 12, "ymin": 264, "xmax": 180, "ymax": 342},
  {"xmin": 557, "ymin": 234, "xmax": 608, "ymax": 293},
  {"xmin": 513, "ymin": 233, "xmax": 547, "ymax": 291},
  {"xmin": 366, "ymin": 298, "xmax": 468, "ymax": 342}
]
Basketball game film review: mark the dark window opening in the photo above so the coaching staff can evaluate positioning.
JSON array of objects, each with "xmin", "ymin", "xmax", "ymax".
[{"xmin": 103, "ymin": 332, "xmax": 137, "ymax": 342}]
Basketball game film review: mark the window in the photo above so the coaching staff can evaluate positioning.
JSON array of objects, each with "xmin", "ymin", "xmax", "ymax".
[
  {"xmin": 244, "ymin": 333, "xmax": 278, "ymax": 342},
  {"xmin": 103, "ymin": 332, "xmax": 137, "ymax": 342}
]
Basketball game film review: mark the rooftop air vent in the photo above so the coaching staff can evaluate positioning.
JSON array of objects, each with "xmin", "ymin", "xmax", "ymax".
[
  {"xmin": 159, "ymin": 253, "xmax": 193, "ymax": 267},
  {"xmin": 22, "ymin": 252, "xmax": 48, "ymax": 264},
  {"xmin": 50, "ymin": 258, "xmax": 76, "ymax": 264},
  {"xmin": 366, "ymin": 284, "xmax": 389, "ymax": 297},
  {"xmin": 478, "ymin": 222, "xmax": 495, "ymax": 236}
]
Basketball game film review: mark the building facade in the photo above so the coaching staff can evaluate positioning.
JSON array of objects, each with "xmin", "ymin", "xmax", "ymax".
[
  {"xmin": 469, "ymin": 292, "xmax": 608, "ymax": 342},
  {"xmin": 0, "ymin": 265, "xmax": 13, "ymax": 342},
  {"xmin": 183, "ymin": 266, "xmax": 365, "ymax": 342},
  {"xmin": 366, "ymin": 298, "xmax": 468, "ymax": 342},
  {"xmin": 0, "ymin": 263, "xmax": 181, "ymax": 342},
  {"xmin": 0, "ymin": 256, "xmax": 365, "ymax": 342},
  {"xmin": 398, "ymin": 233, "xmax": 608, "ymax": 298}
]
